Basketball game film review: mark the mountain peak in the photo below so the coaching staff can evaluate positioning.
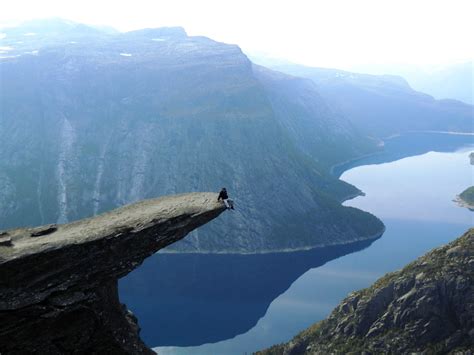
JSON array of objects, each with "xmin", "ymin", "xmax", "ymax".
[
  {"xmin": 124, "ymin": 26, "xmax": 187, "ymax": 39},
  {"xmin": 5, "ymin": 17, "xmax": 98, "ymax": 33}
]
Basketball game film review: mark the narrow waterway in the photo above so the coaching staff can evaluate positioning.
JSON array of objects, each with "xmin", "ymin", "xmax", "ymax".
[{"xmin": 118, "ymin": 134, "xmax": 473, "ymax": 354}]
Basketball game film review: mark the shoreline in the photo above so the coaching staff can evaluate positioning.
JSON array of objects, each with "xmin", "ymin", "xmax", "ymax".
[
  {"xmin": 409, "ymin": 130, "xmax": 474, "ymax": 136},
  {"xmin": 453, "ymin": 196, "xmax": 474, "ymax": 211},
  {"xmin": 160, "ymin": 226, "xmax": 386, "ymax": 255},
  {"xmin": 329, "ymin": 130, "xmax": 474, "ymax": 178},
  {"xmin": 163, "ymin": 130, "xmax": 469, "ymax": 257},
  {"xmin": 339, "ymin": 190, "xmax": 366, "ymax": 204},
  {"xmin": 329, "ymin": 151, "xmax": 383, "ymax": 177}
]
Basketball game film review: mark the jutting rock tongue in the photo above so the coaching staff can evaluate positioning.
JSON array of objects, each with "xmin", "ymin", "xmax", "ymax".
[{"xmin": 0, "ymin": 192, "xmax": 226, "ymax": 354}]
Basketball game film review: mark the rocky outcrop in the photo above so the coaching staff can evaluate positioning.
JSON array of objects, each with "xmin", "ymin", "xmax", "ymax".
[
  {"xmin": 258, "ymin": 228, "xmax": 474, "ymax": 354},
  {"xmin": 0, "ymin": 192, "xmax": 225, "ymax": 354}
]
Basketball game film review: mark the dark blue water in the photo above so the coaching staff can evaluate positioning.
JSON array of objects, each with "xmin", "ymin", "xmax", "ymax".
[
  {"xmin": 119, "ymin": 133, "xmax": 473, "ymax": 354},
  {"xmin": 119, "ymin": 238, "xmax": 378, "ymax": 348}
]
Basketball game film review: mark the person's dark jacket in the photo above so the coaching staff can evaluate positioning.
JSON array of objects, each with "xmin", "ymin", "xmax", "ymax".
[{"xmin": 218, "ymin": 189, "xmax": 228, "ymax": 201}]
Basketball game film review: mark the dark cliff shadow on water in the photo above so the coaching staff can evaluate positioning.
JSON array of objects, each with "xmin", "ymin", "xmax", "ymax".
[
  {"xmin": 332, "ymin": 132, "xmax": 473, "ymax": 177},
  {"xmin": 118, "ymin": 237, "xmax": 379, "ymax": 347}
]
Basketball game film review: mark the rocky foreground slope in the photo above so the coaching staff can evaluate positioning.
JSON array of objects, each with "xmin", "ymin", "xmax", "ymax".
[
  {"xmin": 259, "ymin": 228, "xmax": 474, "ymax": 354},
  {"xmin": 0, "ymin": 192, "xmax": 225, "ymax": 354}
]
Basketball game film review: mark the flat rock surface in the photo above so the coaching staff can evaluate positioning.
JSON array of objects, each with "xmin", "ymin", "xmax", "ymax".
[{"xmin": 1, "ymin": 192, "xmax": 224, "ymax": 261}]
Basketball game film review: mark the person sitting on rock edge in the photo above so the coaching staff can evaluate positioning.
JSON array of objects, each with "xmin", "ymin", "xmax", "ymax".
[{"xmin": 217, "ymin": 188, "xmax": 234, "ymax": 210}]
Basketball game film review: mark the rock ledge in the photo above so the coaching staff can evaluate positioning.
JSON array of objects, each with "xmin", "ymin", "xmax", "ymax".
[{"xmin": 0, "ymin": 192, "xmax": 225, "ymax": 354}]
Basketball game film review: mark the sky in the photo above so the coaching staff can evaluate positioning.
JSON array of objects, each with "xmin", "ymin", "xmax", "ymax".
[{"xmin": 1, "ymin": 0, "xmax": 473, "ymax": 70}]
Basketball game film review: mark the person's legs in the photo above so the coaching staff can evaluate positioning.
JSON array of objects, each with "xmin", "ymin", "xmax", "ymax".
[{"xmin": 223, "ymin": 199, "xmax": 230, "ymax": 209}]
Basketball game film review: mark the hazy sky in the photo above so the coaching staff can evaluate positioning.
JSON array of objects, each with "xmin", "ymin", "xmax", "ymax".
[{"xmin": 1, "ymin": 0, "xmax": 473, "ymax": 69}]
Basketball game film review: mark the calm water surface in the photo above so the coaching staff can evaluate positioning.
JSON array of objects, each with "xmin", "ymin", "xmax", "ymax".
[{"xmin": 119, "ymin": 134, "xmax": 473, "ymax": 355}]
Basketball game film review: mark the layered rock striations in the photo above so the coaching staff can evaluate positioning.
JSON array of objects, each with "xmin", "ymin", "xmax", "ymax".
[
  {"xmin": 259, "ymin": 228, "xmax": 474, "ymax": 354},
  {"xmin": 0, "ymin": 192, "xmax": 225, "ymax": 354}
]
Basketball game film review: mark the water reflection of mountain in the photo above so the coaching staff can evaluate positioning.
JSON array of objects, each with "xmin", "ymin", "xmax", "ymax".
[
  {"xmin": 119, "ymin": 237, "xmax": 379, "ymax": 347},
  {"xmin": 333, "ymin": 132, "xmax": 474, "ymax": 177}
]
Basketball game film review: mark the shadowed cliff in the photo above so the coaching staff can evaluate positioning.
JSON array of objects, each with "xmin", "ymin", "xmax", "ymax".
[{"xmin": 0, "ymin": 192, "xmax": 225, "ymax": 354}]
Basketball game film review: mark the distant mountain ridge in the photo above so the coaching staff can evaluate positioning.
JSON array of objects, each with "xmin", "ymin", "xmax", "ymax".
[
  {"xmin": 251, "ymin": 56, "xmax": 473, "ymax": 137},
  {"xmin": 350, "ymin": 61, "xmax": 473, "ymax": 105},
  {"xmin": 0, "ymin": 19, "xmax": 383, "ymax": 253}
]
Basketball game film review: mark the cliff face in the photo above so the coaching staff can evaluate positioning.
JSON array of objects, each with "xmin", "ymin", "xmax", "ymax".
[
  {"xmin": 259, "ymin": 228, "xmax": 474, "ymax": 354},
  {"xmin": 0, "ymin": 19, "xmax": 383, "ymax": 253},
  {"xmin": 0, "ymin": 192, "xmax": 225, "ymax": 354}
]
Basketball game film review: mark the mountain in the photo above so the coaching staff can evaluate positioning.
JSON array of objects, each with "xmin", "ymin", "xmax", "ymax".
[
  {"xmin": 351, "ymin": 61, "xmax": 473, "ymax": 105},
  {"xmin": 251, "ymin": 57, "xmax": 473, "ymax": 138},
  {"xmin": 252, "ymin": 65, "xmax": 378, "ymax": 167},
  {"xmin": 0, "ymin": 19, "xmax": 383, "ymax": 253},
  {"xmin": 258, "ymin": 228, "xmax": 474, "ymax": 354}
]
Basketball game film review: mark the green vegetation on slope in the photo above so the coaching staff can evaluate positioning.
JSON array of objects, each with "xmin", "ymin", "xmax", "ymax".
[{"xmin": 459, "ymin": 186, "xmax": 474, "ymax": 205}]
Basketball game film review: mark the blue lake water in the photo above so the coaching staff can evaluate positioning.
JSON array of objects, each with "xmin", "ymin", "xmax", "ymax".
[{"xmin": 119, "ymin": 133, "xmax": 473, "ymax": 355}]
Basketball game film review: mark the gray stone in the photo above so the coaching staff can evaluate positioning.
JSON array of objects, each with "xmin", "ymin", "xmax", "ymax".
[
  {"xmin": 30, "ymin": 224, "xmax": 58, "ymax": 237},
  {"xmin": 0, "ymin": 192, "xmax": 225, "ymax": 354},
  {"xmin": 0, "ymin": 234, "xmax": 12, "ymax": 246}
]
